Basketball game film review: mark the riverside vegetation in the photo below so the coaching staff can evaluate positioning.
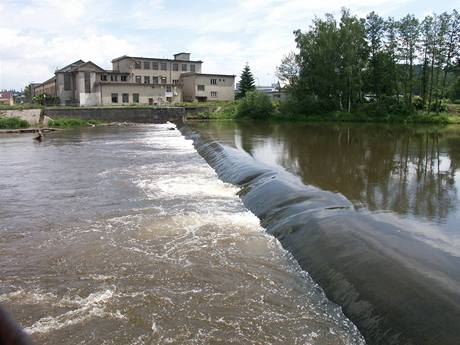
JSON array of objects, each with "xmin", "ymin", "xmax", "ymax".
[{"xmin": 199, "ymin": 8, "xmax": 460, "ymax": 124}]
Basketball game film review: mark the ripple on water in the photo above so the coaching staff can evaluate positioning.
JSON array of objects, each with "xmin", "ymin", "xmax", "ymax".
[{"xmin": 0, "ymin": 124, "xmax": 365, "ymax": 345}]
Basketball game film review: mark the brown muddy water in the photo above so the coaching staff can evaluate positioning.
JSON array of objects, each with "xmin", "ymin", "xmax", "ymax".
[
  {"xmin": 185, "ymin": 121, "xmax": 460, "ymax": 345},
  {"xmin": 0, "ymin": 124, "xmax": 364, "ymax": 345}
]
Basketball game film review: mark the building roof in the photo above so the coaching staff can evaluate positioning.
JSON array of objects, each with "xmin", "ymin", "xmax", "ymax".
[
  {"xmin": 0, "ymin": 91, "xmax": 12, "ymax": 99},
  {"xmin": 111, "ymin": 55, "xmax": 203, "ymax": 64},
  {"xmin": 69, "ymin": 61, "xmax": 106, "ymax": 73},
  {"xmin": 180, "ymin": 72, "xmax": 235, "ymax": 78},
  {"xmin": 56, "ymin": 59, "xmax": 85, "ymax": 72}
]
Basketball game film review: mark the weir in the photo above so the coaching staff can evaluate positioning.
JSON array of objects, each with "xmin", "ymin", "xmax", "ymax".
[{"xmin": 181, "ymin": 126, "xmax": 460, "ymax": 345}]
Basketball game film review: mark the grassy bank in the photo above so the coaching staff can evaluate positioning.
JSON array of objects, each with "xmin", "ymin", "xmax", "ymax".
[
  {"xmin": 48, "ymin": 118, "xmax": 103, "ymax": 128},
  {"xmin": 191, "ymin": 99, "xmax": 460, "ymax": 124},
  {"xmin": 0, "ymin": 117, "xmax": 29, "ymax": 129}
]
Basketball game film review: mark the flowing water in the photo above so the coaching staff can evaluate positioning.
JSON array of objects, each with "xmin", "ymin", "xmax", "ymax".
[
  {"xmin": 0, "ymin": 124, "xmax": 365, "ymax": 345},
  {"xmin": 185, "ymin": 121, "xmax": 460, "ymax": 345}
]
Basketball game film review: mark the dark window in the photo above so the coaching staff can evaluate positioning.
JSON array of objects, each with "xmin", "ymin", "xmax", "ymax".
[
  {"xmin": 135, "ymin": 76, "xmax": 142, "ymax": 83},
  {"xmin": 144, "ymin": 76, "xmax": 150, "ymax": 84},
  {"xmin": 166, "ymin": 86, "xmax": 172, "ymax": 92},
  {"xmin": 111, "ymin": 93, "xmax": 118, "ymax": 103},
  {"xmin": 173, "ymin": 63, "xmax": 179, "ymax": 71},
  {"xmin": 148, "ymin": 98, "xmax": 153, "ymax": 105},
  {"xmin": 110, "ymin": 75, "xmax": 118, "ymax": 82},
  {"xmin": 173, "ymin": 79, "xmax": 179, "ymax": 84},
  {"xmin": 197, "ymin": 85, "xmax": 205, "ymax": 91},
  {"xmin": 211, "ymin": 91, "xmax": 217, "ymax": 97},
  {"xmin": 152, "ymin": 76, "xmax": 158, "ymax": 84},
  {"xmin": 190, "ymin": 64, "xmax": 195, "ymax": 72},
  {"xmin": 64, "ymin": 73, "xmax": 71, "ymax": 90},
  {"xmin": 100, "ymin": 75, "xmax": 107, "ymax": 81},
  {"xmin": 152, "ymin": 62, "xmax": 158, "ymax": 70},
  {"xmin": 133, "ymin": 93, "xmax": 140, "ymax": 103},
  {"xmin": 143, "ymin": 61, "xmax": 150, "ymax": 69},
  {"xmin": 84, "ymin": 72, "xmax": 91, "ymax": 93},
  {"xmin": 135, "ymin": 61, "xmax": 141, "ymax": 69},
  {"xmin": 161, "ymin": 77, "xmax": 167, "ymax": 84},
  {"xmin": 160, "ymin": 62, "xmax": 167, "ymax": 70},
  {"xmin": 181, "ymin": 64, "xmax": 187, "ymax": 71},
  {"xmin": 210, "ymin": 78, "xmax": 217, "ymax": 85},
  {"xmin": 122, "ymin": 93, "xmax": 129, "ymax": 103},
  {"xmin": 121, "ymin": 75, "xmax": 127, "ymax": 82}
]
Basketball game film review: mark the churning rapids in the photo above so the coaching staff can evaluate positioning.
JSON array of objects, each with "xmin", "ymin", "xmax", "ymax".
[{"xmin": 0, "ymin": 125, "xmax": 365, "ymax": 345}]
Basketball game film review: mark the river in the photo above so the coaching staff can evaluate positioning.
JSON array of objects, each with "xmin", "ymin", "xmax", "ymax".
[
  {"xmin": 0, "ymin": 124, "xmax": 364, "ymax": 345},
  {"xmin": 184, "ymin": 121, "xmax": 460, "ymax": 345}
]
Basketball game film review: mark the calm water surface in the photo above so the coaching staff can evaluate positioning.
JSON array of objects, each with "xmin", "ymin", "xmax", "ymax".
[
  {"xmin": 0, "ymin": 125, "xmax": 364, "ymax": 345},
  {"xmin": 192, "ymin": 121, "xmax": 460, "ymax": 250}
]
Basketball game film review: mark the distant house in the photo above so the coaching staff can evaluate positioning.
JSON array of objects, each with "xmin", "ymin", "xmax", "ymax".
[
  {"xmin": 0, "ymin": 91, "xmax": 14, "ymax": 106},
  {"xmin": 33, "ymin": 53, "xmax": 235, "ymax": 106}
]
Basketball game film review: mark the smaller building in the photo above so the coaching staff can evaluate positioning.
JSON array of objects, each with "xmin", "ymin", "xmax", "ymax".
[
  {"xmin": 0, "ymin": 91, "xmax": 14, "ymax": 106},
  {"xmin": 181, "ymin": 73, "xmax": 235, "ymax": 102}
]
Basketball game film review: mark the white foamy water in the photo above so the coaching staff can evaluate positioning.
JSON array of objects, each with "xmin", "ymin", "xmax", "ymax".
[{"xmin": 0, "ymin": 124, "xmax": 365, "ymax": 344}]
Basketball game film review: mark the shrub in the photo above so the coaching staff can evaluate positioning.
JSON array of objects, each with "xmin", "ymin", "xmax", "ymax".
[
  {"xmin": 236, "ymin": 91, "xmax": 274, "ymax": 119},
  {"xmin": 48, "ymin": 117, "xmax": 101, "ymax": 127},
  {"xmin": 0, "ymin": 117, "xmax": 29, "ymax": 129}
]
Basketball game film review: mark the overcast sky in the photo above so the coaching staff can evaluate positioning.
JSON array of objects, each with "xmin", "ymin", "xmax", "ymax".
[{"xmin": 0, "ymin": 0, "xmax": 458, "ymax": 90}]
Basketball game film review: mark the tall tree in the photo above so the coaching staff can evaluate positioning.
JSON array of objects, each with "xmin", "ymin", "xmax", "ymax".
[
  {"xmin": 384, "ymin": 17, "xmax": 400, "ymax": 99},
  {"xmin": 440, "ymin": 10, "xmax": 460, "ymax": 104},
  {"xmin": 237, "ymin": 64, "xmax": 256, "ymax": 98},
  {"xmin": 397, "ymin": 14, "xmax": 420, "ymax": 106},
  {"xmin": 420, "ymin": 15, "xmax": 434, "ymax": 108},
  {"xmin": 276, "ymin": 52, "xmax": 300, "ymax": 88},
  {"xmin": 365, "ymin": 12, "xmax": 385, "ymax": 101}
]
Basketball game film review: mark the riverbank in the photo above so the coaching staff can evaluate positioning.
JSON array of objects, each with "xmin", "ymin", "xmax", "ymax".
[{"xmin": 190, "ymin": 101, "xmax": 460, "ymax": 124}]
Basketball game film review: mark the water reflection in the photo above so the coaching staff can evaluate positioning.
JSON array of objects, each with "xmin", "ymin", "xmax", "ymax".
[{"xmin": 191, "ymin": 122, "xmax": 460, "ymax": 231}]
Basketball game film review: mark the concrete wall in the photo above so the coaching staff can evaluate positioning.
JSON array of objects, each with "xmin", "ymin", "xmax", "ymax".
[
  {"xmin": 43, "ymin": 107, "xmax": 186, "ymax": 123},
  {"xmin": 182, "ymin": 74, "xmax": 235, "ymax": 101},
  {"xmin": 100, "ymin": 84, "xmax": 182, "ymax": 105}
]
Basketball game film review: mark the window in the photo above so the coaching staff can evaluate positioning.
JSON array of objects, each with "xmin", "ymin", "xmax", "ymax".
[
  {"xmin": 135, "ymin": 61, "xmax": 141, "ymax": 69},
  {"xmin": 100, "ymin": 75, "xmax": 107, "ymax": 81},
  {"xmin": 122, "ymin": 93, "xmax": 129, "ymax": 103},
  {"xmin": 121, "ymin": 75, "xmax": 127, "ymax": 82},
  {"xmin": 135, "ymin": 76, "xmax": 142, "ymax": 83},
  {"xmin": 172, "ymin": 79, "xmax": 179, "ymax": 84},
  {"xmin": 110, "ymin": 75, "xmax": 118, "ymax": 82},
  {"xmin": 166, "ymin": 86, "xmax": 172, "ymax": 92},
  {"xmin": 173, "ymin": 63, "xmax": 179, "ymax": 71},
  {"xmin": 181, "ymin": 64, "xmax": 187, "ymax": 71},
  {"xmin": 152, "ymin": 76, "xmax": 159, "ymax": 84},
  {"xmin": 111, "ymin": 93, "xmax": 118, "ymax": 103},
  {"xmin": 144, "ymin": 76, "xmax": 150, "ymax": 84},
  {"xmin": 143, "ymin": 61, "xmax": 150, "ymax": 69},
  {"xmin": 64, "ymin": 73, "xmax": 71, "ymax": 90},
  {"xmin": 161, "ymin": 77, "xmax": 167, "ymax": 84},
  {"xmin": 190, "ymin": 64, "xmax": 195, "ymax": 72},
  {"xmin": 161, "ymin": 62, "xmax": 167, "ymax": 70},
  {"xmin": 84, "ymin": 72, "xmax": 91, "ymax": 93},
  {"xmin": 211, "ymin": 91, "xmax": 217, "ymax": 98},
  {"xmin": 152, "ymin": 62, "xmax": 158, "ymax": 70},
  {"xmin": 148, "ymin": 98, "xmax": 153, "ymax": 105},
  {"xmin": 197, "ymin": 85, "xmax": 205, "ymax": 91},
  {"xmin": 133, "ymin": 93, "xmax": 139, "ymax": 103},
  {"xmin": 210, "ymin": 78, "xmax": 217, "ymax": 85}
]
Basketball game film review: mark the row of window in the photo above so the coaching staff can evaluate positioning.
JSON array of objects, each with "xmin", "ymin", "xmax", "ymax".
[
  {"xmin": 111, "ymin": 89, "xmax": 174, "ymax": 103},
  {"xmin": 134, "ymin": 61, "xmax": 196, "ymax": 72},
  {"xmin": 101, "ymin": 75, "xmax": 127, "ymax": 82},
  {"xmin": 196, "ymin": 85, "xmax": 218, "ymax": 96}
]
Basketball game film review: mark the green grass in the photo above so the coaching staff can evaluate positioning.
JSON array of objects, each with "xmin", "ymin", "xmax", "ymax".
[
  {"xmin": 188, "ymin": 101, "xmax": 239, "ymax": 119},
  {"xmin": 0, "ymin": 117, "xmax": 30, "ymax": 129},
  {"xmin": 48, "ymin": 117, "xmax": 103, "ymax": 128}
]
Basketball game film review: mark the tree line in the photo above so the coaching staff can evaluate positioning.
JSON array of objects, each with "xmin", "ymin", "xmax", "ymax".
[{"xmin": 277, "ymin": 8, "xmax": 460, "ymax": 117}]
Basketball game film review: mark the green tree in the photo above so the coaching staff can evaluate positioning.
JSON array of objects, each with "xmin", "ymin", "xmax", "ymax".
[
  {"xmin": 397, "ymin": 14, "xmax": 420, "ymax": 106},
  {"xmin": 365, "ymin": 11, "xmax": 385, "ymax": 101},
  {"xmin": 237, "ymin": 91, "xmax": 274, "ymax": 119},
  {"xmin": 237, "ymin": 64, "xmax": 256, "ymax": 98},
  {"xmin": 276, "ymin": 52, "xmax": 300, "ymax": 88}
]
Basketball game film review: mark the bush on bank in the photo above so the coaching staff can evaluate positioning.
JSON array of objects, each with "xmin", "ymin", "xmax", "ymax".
[
  {"xmin": 236, "ymin": 91, "xmax": 274, "ymax": 119},
  {"xmin": 0, "ymin": 117, "xmax": 29, "ymax": 129},
  {"xmin": 48, "ymin": 118, "xmax": 102, "ymax": 128}
]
